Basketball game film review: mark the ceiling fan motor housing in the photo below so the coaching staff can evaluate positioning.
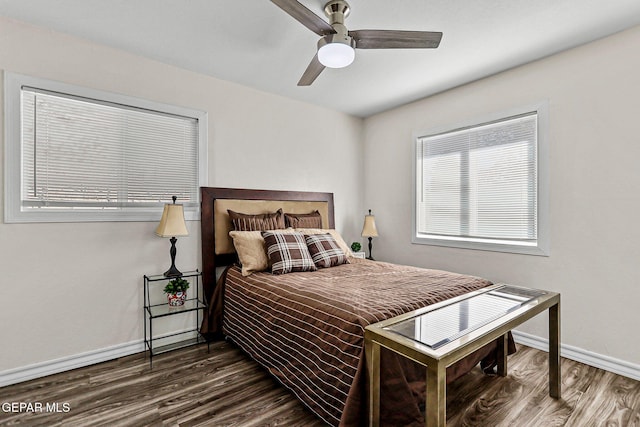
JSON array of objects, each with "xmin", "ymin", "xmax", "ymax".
[
  {"xmin": 323, "ymin": 0, "xmax": 351, "ymax": 39},
  {"xmin": 317, "ymin": 32, "xmax": 355, "ymax": 51}
]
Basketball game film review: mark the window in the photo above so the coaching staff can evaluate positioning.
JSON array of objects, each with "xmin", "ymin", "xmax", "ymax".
[
  {"xmin": 4, "ymin": 73, "xmax": 207, "ymax": 223},
  {"xmin": 413, "ymin": 103, "xmax": 548, "ymax": 255}
]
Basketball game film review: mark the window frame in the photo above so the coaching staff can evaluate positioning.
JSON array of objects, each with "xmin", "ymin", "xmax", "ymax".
[
  {"xmin": 412, "ymin": 102, "xmax": 549, "ymax": 256},
  {"xmin": 4, "ymin": 72, "xmax": 208, "ymax": 223}
]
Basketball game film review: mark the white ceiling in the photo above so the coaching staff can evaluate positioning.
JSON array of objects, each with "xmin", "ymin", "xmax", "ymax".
[{"xmin": 1, "ymin": 0, "xmax": 640, "ymax": 117}]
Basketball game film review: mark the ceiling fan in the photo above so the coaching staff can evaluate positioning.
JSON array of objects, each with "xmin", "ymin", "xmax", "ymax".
[{"xmin": 271, "ymin": 0, "xmax": 443, "ymax": 86}]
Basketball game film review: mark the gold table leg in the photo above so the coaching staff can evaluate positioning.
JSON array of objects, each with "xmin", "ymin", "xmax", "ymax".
[
  {"xmin": 366, "ymin": 338, "xmax": 381, "ymax": 427},
  {"xmin": 496, "ymin": 333, "xmax": 509, "ymax": 377},
  {"xmin": 549, "ymin": 299, "xmax": 561, "ymax": 398},
  {"xmin": 426, "ymin": 362, "xmax": 446, "ymax": 427}
]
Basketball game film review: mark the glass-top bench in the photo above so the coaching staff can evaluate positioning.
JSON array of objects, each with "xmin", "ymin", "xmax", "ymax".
[{"xmin": 364, "ymin": 283, "xmax": 561, "ymax": 427}]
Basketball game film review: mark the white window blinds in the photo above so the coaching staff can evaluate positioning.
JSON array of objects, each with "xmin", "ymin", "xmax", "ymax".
[
  {"xmin": 20, "ymin": 87, "xmax": 199, "ymax": 212},
  {"xmin": 416, "ymin": 112, "xmax": 538, "ymax": 245}
]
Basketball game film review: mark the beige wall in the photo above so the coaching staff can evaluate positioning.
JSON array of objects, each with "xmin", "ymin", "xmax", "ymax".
[
  {"xmin": 363, "ymin": 25, "xmax": 640, "ymax": 365},
  {"xmin": 0, "ymin": 17, "xmax": 364, "ymax": 373}
]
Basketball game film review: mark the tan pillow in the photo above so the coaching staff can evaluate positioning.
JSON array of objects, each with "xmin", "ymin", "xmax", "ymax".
[
  {"xmin": 229, "ymin": 231, "xmax": 268, "ymax": 276},
  {"xmin": 294, "ymin": 228, "xmax": 354, "ymax": 257},
  {"xmin": 229, "ymin": 229, "xmax": 296, "ymax": 276}
]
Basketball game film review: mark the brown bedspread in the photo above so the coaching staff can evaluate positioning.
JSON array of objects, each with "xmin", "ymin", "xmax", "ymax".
[{"xmin": 204, "ymin": 258, "xmax": 511, "ymax": 426}]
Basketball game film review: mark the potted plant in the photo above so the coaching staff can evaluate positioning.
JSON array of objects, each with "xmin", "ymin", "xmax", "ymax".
[
  {"xmin": 163, "ymin": 277, "xmax": 190, "ymax": 306},
  {"xmin": 350, "ymin": 242, "xmax": 362, "ymax": 253}
]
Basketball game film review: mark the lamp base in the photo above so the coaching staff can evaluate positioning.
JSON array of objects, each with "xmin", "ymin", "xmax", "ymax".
[
  {"xmin": 367, "ymin": 236, "xmax": 375, "ymax": 261},
  {"xmin": 163, "ymin": 265, "xmax": 183, "ymax": 278},
  {"xmin": 163, "ymin": 236, "xmax": 183, "ymax": 278}
]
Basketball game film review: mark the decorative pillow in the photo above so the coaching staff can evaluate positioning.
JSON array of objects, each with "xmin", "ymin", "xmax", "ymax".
[
  {"xmin": 228, "ymin": 230, "xmax": 269, "ymax": 276},
  {"xmin": 262, "ymin": 231, "xmax": 317, "ymax": 275},
  {"xmin": 305, "ymin": 233, "xmax": 349, "ymax": 268},
  {"xmin": 284, "ymin": 210, "xmax": 323, "ymax": 228},
  {"xmin": 229, "ymin": 229, "xmax": 297, "ymax": 276},
  {"xmin": 228, "ymin": 208, "xmax": 285, "ymax": 231},
  {"xmin": 294, "ymin": 228, "xmax": 354, "ymax": 257}
]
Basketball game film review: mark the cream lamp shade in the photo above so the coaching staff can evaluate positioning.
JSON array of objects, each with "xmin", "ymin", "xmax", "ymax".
[
  {"xmin": 155, "ymin": 203, "xmax": 188, "ymax": 237},
  {"xmin": 361, "ymin": 211, "xmax": 378, "ymax": 238},
  {"xmin": 156, "ymin": 196, "xmax": 188, "ymax": 277}
]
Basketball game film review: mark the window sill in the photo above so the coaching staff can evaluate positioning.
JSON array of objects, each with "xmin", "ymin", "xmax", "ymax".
[
  {"xmin": 4, "ymin": 207, "xmax": 200, "ymax": 224},
  {"xmin": 412, "ymin": 235, "xmax": 549, "ymax": 256}
]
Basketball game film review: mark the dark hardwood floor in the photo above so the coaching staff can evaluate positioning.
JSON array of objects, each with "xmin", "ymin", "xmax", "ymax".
[{"xmin": 1, "ymin": 341, "xmax": 638, "ymax": 426}]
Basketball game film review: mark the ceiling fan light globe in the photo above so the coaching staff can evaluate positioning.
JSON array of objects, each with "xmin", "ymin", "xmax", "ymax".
[{"xmin": 318, "ymin": 42, "xmax": 355, "ymax": 68}]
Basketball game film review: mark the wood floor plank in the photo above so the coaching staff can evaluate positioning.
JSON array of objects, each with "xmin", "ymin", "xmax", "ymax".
[
  {"xmin": 509, "ymin": 357, "xmax": 602, "ymax": 427},
  {"xmin": 564, "ymin": 370, "xmax": 640, "ymax": 427},
  {"xmin": 447, "ymin": 345, "xmax": 540, "ymax": 426},
  {"xmin": 1, "ymin": 341, "xmax": 638, "ymax": 427},
  {"xmin": 446, "ymin": 345, "xmax": 540, "ymax": 410}
]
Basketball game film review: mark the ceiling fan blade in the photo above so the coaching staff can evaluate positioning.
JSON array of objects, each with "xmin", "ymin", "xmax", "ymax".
[
  {"xmin": 271, "ymin": 0, "xmax": 335, "ymax": 36},
  {"xmin": 298, "ymin": 54, "xmax": 326, "ymax": 86},
  {"xmin": 350, "ymin": 30, "xmax": 442, "ymax": 49}
]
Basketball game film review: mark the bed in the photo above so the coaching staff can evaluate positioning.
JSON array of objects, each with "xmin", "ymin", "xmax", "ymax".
[{"xmin": 199, "ymin": 187, "xmax": 514, "ymax": 426}]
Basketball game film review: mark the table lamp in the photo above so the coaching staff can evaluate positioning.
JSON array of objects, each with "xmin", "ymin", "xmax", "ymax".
[
  {"xmin": 361, "ymin": 209, "xmax": 378, "ymax": 260},
  {"xmin": 156, "ymin": 196, "xmax": 189, "ymax": 277}
]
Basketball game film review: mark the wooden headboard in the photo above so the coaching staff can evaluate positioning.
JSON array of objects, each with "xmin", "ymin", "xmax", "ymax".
[{"xmin": 200, "ymin": 187, "xmax": 335, "ymax": 299}]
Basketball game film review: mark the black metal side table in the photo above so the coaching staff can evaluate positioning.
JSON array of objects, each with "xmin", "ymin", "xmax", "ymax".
[{"xmin": 143, "ymin": 270, "xmax": 209, "ymax": 366}]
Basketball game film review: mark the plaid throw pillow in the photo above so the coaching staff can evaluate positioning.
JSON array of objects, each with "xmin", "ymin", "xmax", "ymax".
[
  {"xmin": 262, "ymin": 231, "xmax": 317, "ymax": 275},
  {"xmin": 305, "ymin": 233, "xmax": 349, "ymax": 268}
]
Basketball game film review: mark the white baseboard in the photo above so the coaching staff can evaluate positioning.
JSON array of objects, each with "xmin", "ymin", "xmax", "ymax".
[
  {"xmin": 0, "ymin": 340, "xmax": 145, "ymax": 388},
  {"xmin": 512, "ymin": 330, "xmax": 640, "ymax": 381},
  {"xmin": 0, "ymin": 328, "xmax": 201, "ymax": 388}
]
